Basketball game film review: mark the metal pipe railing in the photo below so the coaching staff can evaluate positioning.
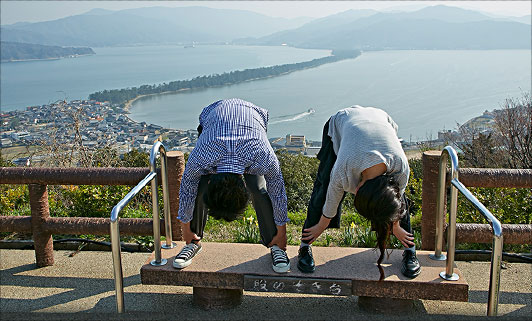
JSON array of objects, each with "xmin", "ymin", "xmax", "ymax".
[
  {"xmin": 150, "ymin": 142, "xmax": 175, "ymax": 251},
  {"xmin": 429, "ymin": 146, "xmax": 503, "ymax": 316},
  {"xmin": 110, "ymin": 171, "xmax": 156, "ymax": 313},
  {"xmin": 110, "ymin": 142, "xmax": 174, "ymax": 313}
]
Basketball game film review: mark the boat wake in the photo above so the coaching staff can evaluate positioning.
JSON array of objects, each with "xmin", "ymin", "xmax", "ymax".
[{"xmin": 270, "ymin": 108, "xmax": 315, "ymax": 125}]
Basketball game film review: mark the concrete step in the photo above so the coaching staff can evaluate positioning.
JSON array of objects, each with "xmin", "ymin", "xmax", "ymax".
[{"xmin": 141, "ymin": 242, "xmax": 468, "ymax": 304}]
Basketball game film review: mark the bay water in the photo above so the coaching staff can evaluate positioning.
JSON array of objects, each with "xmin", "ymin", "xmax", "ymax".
[
  {"xmin": 130, "ymin": 49, "xmax": 531, "ymax": 141},
  {"xmin": 0, "ymin": 45, "xmax": 329, "ymax": 111},
  {"xmin": 2, "ymin": 45, "xmax": 530, "ymax": 141}
]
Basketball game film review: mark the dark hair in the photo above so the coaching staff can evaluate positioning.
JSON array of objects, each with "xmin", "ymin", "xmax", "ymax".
[
  {"xmin": 354, "ymin": 175, "xmax": 406, "ymax": 281},
  {"xmin": 203, "ymin": 173, "xmax": 249, "ymax": 222}
]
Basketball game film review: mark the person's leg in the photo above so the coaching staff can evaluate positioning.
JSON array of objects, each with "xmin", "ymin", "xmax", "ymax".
[
  {"xmin": 298, "ymin": 119, "xmax": 342, "ymax": 273},
  {"xmin": 400, "ymin": 194, "xmax": 421, "ymax": 278},
  {"xmin": 189, "ymin": 175, "xmax": 211, "ymax": 238},
  {"xmin": 244, "ymin": 174, "xmax": 289, "ymax": 273},
  {"xmin": 243, "ymin": 174, "xmax": 277, "ymax": 246},
  {"xmin": 303, "ymin": 119, "xmax": 342, "ymax": 232},
  {"xmin": 173, "ymin": 175, "xmax": 210, "ymax": 269}
]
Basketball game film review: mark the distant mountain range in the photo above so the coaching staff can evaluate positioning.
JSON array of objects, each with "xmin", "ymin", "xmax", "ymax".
[
  {"xmin": 0, "ymin": 6, "xmax": 312, "ymax": 47},
  {"xmin": 1, "ymin": 41, "xmax": 95, "ymax": 62},
  {"xmin": 1, "ymin": 5, "xmax": 529, "ymax": 50},
  {"xmin": 238, "ymin": 5, "xmax": 531, "ymax": 50}
]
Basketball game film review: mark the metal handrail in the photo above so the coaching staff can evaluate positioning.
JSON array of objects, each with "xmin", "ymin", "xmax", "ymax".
[
  {"xmin": 429, "ymin": 146, "xmax": 503, "ymax": 316},
  {"xmin": 110, "ymin": 142, "xmax": 175, "ymax": 313}
]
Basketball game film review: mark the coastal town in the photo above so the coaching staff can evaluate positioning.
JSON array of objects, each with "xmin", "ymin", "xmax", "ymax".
[{"xmin": 1, "ymin": 99, "xmax": 495, "ymax": 166}]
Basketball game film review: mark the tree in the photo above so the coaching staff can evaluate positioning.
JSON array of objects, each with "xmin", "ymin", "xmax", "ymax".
[
  {"xmin": 493, "ymin": 92, "xmax": 532, "ymax": 169},
  {"xmin": 449, "ymin": 92, "xmax": 531, "ymax": 169}
]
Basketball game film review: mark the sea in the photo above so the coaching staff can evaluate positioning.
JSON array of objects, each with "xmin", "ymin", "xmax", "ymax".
[{"xmin": 2, "ymin": 45, "xmax": 530, "ymax": 141}]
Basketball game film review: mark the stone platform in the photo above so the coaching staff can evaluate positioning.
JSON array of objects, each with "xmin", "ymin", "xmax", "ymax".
[{"xmin": 141, "ymin": 242, "xmax": 468, "ymax": 309}]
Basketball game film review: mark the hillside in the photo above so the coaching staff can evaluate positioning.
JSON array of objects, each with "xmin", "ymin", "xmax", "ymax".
[
  {"xmin": 0, "ymin": 6, "xmax": 313, "ymax": 47},
  {"xmin": 1, "ymin": 41, "xmax": 95, "ymax": 62},
  {"xmin": 237, "ymin": 5, "xmax": 531, "ymax": 50}
]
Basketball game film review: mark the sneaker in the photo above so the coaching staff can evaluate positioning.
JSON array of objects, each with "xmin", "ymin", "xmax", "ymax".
[
  {"xmin": 401, "ymin": 250, "xmax": 421, "ymax": 278},
  {"xmin": 270, "ymin": 245, "xmax": 290, "ymax": 273},
  {"xmin": 173, "ymin": 242, "xmax": 202, "ymax": 269},
  {"xmin": 297, "ymin": 245, "xmax": 315, "ymax": 273}
]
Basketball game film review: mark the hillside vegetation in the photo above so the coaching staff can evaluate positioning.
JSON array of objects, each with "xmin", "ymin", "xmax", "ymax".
[{"xmin": 1, "ymin": 41, "xmax": 95, "ymax": 62}]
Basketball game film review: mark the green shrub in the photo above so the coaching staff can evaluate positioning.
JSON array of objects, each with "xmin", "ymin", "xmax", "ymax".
[
  {"xmin": 456, "ymin": 187, "xmax": 532, "ymax": 224},
  {"xmin": 276, "ymin": 150, "xmax": 319, "ymax": 212}
]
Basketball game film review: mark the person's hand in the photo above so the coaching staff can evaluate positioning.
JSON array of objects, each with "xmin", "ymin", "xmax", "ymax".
[
  {"xmin": 392, "ymin": 221, "xmax": 415, "ymax": 248},
  {"xmin": 268, "ymin": 224, "xmax": 287, "ymax": 250},
  {"xmin": 301, "ymin": 216, "xmax": 331, "ymax": 244},
  {"xmin": 181, "ymin": 222, "xmax": 201, "ymax": 244}
]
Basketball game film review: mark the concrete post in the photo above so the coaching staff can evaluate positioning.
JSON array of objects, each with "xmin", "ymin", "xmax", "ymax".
[
  {"xmin": 167, "ymin": 151, "xmax": 185, "ymax": 241},
  {"xmin": 29, "ymin": 184, "xmax": 54, "ymax": 267},
  {"xmin": 421, "ymin": 151, "xmax": 444, "ymax": 251}
]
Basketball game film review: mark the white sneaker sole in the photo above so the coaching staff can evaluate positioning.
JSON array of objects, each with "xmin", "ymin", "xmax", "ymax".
[
  {"xmin": 172, "ymin": 246, "xmax": 202, "ymax": 269},
  {"xmin": 272, "ymin": 262, "xmax": 290, "ymax": 273}
]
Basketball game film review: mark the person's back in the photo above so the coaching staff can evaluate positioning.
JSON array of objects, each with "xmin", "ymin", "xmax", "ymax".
[
  {"xmin": 192, "ymin": 98, "xmax": 274, "ymax": 174},
  {"xmin": 199, "ymin": 98, "xmax": 268, "ymax": 140}
]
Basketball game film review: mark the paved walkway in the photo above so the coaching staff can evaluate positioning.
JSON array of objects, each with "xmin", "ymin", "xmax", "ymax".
[{"xmin": 1, "ymin": 249, "xmax": 530, "ymax": 320}]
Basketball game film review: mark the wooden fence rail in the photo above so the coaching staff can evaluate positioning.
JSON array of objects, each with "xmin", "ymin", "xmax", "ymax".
[
  {"xmin": 0, "ymin": 151, "xmax": 185, "ymax": 266},
  {"xmin": 421, "ymin": 150, "xmax": 532, "ymax": 250}
]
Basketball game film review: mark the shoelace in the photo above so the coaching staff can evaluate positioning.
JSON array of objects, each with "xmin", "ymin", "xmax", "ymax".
[
  {"xmin": 271, "ymin": 247, "xmax": 288, "ymax": 264},
  {"xmin": 301, "ymin": 246, "xmax": 312, "ymax": 256},
  {"xmin": 177, "ymin": 243, "xmax": 198, "ymax": 260}
]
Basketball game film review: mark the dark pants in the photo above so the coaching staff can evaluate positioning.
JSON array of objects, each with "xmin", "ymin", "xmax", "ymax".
[
  {"xmin": 302, "ymin": 120, "xmax": 413, "ymax": 243},
  {"xmin": 190, "ymin": 174, "xmax": 277, "ymax": 247}
]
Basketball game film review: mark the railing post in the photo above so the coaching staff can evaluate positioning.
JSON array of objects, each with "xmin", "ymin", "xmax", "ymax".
[
  {"xmin": 149, "ymin": 142, "xmax": 167, "ymax": 266},
  {"xmin": 422, "ymin": 151, "xmax": 443, "ymax": 251},
  {"xmin": 442, "ymin": 179, "xmax": 459, "ymax": 280},
  {"xmin": 159, "ymin": 145, "xmax": 176, "ymax": 249},
  {"xmin": 167, "ymin": 151, "xmax": 184, "ymax": 241},
  {"xmin": 488, "ymin": 234, "xmax": 503, "ymax": 316},
  {"xmin": 110, "ymin": 217, "xmax": 124, "ymax": 313},
  {"xmin": 29, "ymin": 184, "xmax": 54, "ymax": 267}
]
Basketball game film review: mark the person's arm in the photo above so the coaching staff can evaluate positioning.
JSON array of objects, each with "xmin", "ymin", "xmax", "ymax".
[
  {"xmin": 267, "ymin": 224, "xmax": 287, "ymax": 250},
  {"xmin": 177, "ymin": 158, "xmax": 203, "ymax": 225},
  {"xmin": 302, "ymin": 167, "xmax": 344, "ymax": 244},
  {"xmin": 263, "ymin": 154, "xmax": 289, "ymax": 226},
  {"xmin": 301, "ymin": 215, "xmax": 331, "ymax": 244},
  {"xmin": 181, "ymin": 221, "xmax": 201, "ymax": 244},
  {"xmin": 392, "ymin": 220, "xmax": 415, "ymax": 247}
]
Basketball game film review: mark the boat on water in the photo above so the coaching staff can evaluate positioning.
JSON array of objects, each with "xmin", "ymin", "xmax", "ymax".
[{"xmin": 307, "ymin": 108, "xmax": 316, "ymax": 114}]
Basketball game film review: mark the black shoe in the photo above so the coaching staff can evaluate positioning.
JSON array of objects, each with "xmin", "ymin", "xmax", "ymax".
[
  {"xmin": 401, "ymin": 250, "xmax": 421, "ymax": 278},
  {"xmin": 297, "ymin": 246, "xmax": 315, "ymax": 273}
]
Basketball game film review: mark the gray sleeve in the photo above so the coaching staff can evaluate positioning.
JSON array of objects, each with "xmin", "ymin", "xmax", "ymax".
[
  {"xmin": 386, "ymin": 113, "xmax": 398, "ymax": 133},
  {"xmin": 395, "ymin": 161, "xmax": 410, "ymax": 196},
  {"xmin": 322, "ymin": 163, "xmax": 345, "ymax": 218}
]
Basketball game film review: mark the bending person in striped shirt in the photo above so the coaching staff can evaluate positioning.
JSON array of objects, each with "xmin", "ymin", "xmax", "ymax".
[
  {"xmin": 174, "ymin": 98, "xmax": 290, "ymax": 273},
  {"xmin": 297, "ymin": 106, "xmax": 421, "ymax": 280}
]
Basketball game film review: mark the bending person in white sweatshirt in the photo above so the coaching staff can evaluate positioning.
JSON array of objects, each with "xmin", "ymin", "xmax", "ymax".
[{"xmin": 297, "ymin": 106, "xmax": 421, "ymax": 280}]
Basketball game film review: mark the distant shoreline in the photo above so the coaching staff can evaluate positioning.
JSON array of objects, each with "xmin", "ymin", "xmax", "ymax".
[
  {"xmin": 1, "ymin": 53, "xmax": 95, "ymax": 63},
  {"xmin": 90, "ymin": 49, "xmax": 359, "ymax": 108},
  {"xmin": 123, "ymin": 88, "xmax": 190, "ymax": 112},
  {"xmin": 124, "ymin": 66, "xmax": 337, "ymax": 112}
]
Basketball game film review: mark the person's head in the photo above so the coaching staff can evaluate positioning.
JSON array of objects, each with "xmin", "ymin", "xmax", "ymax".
[
  {"xmin": 354, "ymin": 175, "xmax": 406, "ymax": 281},
  {"xmin": 203, "ymin": 173, "xmax": 249, "ymax": 222}
]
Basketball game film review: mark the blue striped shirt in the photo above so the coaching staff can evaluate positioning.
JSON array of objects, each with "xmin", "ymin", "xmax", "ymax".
[{"xmin": 177, "ymin": 98, "xmax": 289, "ymax": 226}]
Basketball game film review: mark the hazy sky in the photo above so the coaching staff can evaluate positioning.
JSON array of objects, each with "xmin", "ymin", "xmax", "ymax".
[{"xmin": 1, "ymin": 1, "xmax": 530, "ymax": 25}]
